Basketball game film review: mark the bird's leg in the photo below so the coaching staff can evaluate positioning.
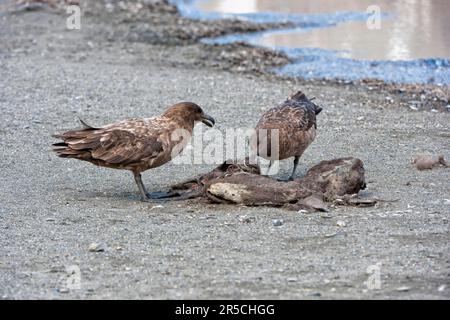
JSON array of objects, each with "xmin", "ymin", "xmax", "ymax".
[
  {"xmin": 133, "ymin": 171, "xmax": 179, "ymax": 201},
  {"xmin": 289, "ymin": 156, "xmax": 301, "ymax": 181},
  {"xmin": 265, "ymin": 160, "xmax": 273, "ymax": 176},
  {"xmin": 276, "ymin": 156, "xmax": 300, "ymax": 182},
  {"xmin": 133, "ymin": 171, "xmax": 151, "ymax": 201}
]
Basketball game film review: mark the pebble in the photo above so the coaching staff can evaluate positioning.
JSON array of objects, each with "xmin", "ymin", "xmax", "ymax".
[
  {"xmin": 86, "ymin": 288, "xmax": 95, "ymax": 295},
  {"xmin": 58, "ymin": 288, "xmax": 69, "ymax": 293},
  {"xmin": 324, "ymin": 232, "xmax": 338, "ymax": 238},
  {"xmin": 272, "ymin": 219, "xmax": 284, "ymax": 227},
  {"xmin": 396, "ymin": 286, "xmax": 411, "ymax": 292},
  {"xmin": 49, "ymin": 265, "xmax": 64, "ymax": 273},
  {"xmin": 307, "ymin": 292, "xmax": 322, "ymax": 297},
  {"xmin": 438, "ymin": 285, "xmax": 446, "ymax": 292},
  {"xmin": 88, "ymin": 243, "xmax": 105, "ymax": 252},
  {"xmin": 336, "ymin": 220, "xmax": 347, "ymax": 227},
  {"xmin": 239, "ymin": 216, "xmax": 255, "ymax": 223}
]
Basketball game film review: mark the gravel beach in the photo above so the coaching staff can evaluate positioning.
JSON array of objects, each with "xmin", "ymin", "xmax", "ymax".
[{"xmin": 0, "ymin": 1, "xmax": 449, "ymax": 299}]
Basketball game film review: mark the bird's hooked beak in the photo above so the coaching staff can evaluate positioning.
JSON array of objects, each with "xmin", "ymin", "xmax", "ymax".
[
  {"xmin": 201, "ymin": 113, "xmax": 215, "ymax": 127},
  {"xmin": 315, "ymin": 107, "xmax": 323, "ymax": 115}
]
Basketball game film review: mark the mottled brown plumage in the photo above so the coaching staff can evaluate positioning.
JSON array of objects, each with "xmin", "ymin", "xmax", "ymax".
[
  {"xmin": 254, "ymin": 91, "xmax": 322, "ymax": 180},
  {"xmin": 53, "ymin": 102, "xmax": 215, "ymax": 201}
]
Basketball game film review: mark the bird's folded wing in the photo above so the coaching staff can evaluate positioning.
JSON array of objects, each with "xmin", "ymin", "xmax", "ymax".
[
  {"xmin": 295, "ymin": 107, "xmax": 316, "ymax": 131},
  {"xmin": 69, "ymin": 129, "xmax": 164, "ymax": 165},
  {"xmin": 261, "ymin": 105, "xmax": 316, "ymax": 131}
]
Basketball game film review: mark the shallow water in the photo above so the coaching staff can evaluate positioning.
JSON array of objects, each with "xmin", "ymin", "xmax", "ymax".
[
  {"xmin": 197, "ymin": 0, "xmax": 450, "ymax": 61},
  {"xmin": 172, "ymin": 0, "xmax": 450, "ymax": 84}
]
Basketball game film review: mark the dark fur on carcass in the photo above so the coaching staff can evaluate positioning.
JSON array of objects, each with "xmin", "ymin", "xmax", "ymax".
[
  {"xmin": 296, "ymin": 157, "xmax": 366, "ymax": 201},
  {"xmin": 169, "ymin": 157, "xmax": 368, "ymax": 211}
]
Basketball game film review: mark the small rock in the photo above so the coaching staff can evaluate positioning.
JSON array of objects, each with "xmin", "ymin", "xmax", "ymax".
[
  {"xmin": 272, "ymin": 219, "xmax": 284, "ymax": 227},
  {"xmin": 438, "ymin": 284, "xmax": 446, "ymax": 292},
  {"xmin": 396, "ymin": 286, "xmax": 411, "ymax": 292},
  {"xmin": 324, "ymin": 232, "xmax": 338, "ymax": 238},
  {"xmin": 287, "ymin": 277, "xmax": 297, "ymax": 282},
  {"xmin": 413, "ymin": 154, "xmax": 444, "ymax": 170},
  {"xmin": 58, "ymin": 288, "xmax": 69, "ymax": 293},
  {"xmin": 49, "ymin": 265, "xmax": 64, "ymax": 273},
  {"xmin": 86, "ymin": 288, "xmax": 95, "ymax": 295},
  {"xmin": 45, "ymin": 218, "xmax": 55, "ymax": 222},
  {"xmin": 88, "ymin": 243, "xmax": 104, "ymax": 252},
  {"xmin": 307, "ymin": 292, "xmax": 322, "ymax": 297},
  {"xmin": 336, "ymin": 220, "xmax": 347, "ymax": 227},
  {"xmin": 239, "ymin": 216, "xmax": 255, "ymax": 223}
]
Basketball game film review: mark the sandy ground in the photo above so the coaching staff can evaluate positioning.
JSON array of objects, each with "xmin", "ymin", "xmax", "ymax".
[{"xmin": 0, "ymin": 4, "xmax": 449, "ymax": 299}]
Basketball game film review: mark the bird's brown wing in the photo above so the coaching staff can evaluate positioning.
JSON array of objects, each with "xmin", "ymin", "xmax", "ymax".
[
  {"xmin": 257, "ymin": 105, "xmax": 316, "ymax": 131},
  {"xmin": 55, "ymin": 124, "xmax": 164, "ymax": 165},
  {"xmin": 90, "ymin": 129, "xmax": 163, "ymax": 164}
]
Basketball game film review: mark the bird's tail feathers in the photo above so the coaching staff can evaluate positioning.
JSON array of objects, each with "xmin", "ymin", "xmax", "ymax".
[
  {"xmin": 52, "ymin": 119, "xmax": 100, "ymax": 158},
  {"xmin": 78, "ymin": 118, "xmax": 98, "ymax": 130}
]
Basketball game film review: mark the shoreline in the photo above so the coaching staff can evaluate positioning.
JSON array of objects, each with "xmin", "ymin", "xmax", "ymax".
[
  {"xmin": 1, "ymin": 0, "xmax": 449, "ymax": 299},
  {"xmin": 8, "ymin": 0, "xmax": 449, "ymax": 111}
]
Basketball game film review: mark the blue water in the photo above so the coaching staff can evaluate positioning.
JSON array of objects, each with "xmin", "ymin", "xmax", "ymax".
[
  {"xmin": 169, "ymin": 0, "xmax": 450, "ymax": 84},
  {"xmin": 171, "ymin": 0, "xmax": 371, "ymax": 27}
]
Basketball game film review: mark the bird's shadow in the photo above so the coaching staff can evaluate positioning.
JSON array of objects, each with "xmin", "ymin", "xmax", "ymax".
[{"xmin": 70, "ymin": 190, "xmax": 181, "ymax": 203}]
